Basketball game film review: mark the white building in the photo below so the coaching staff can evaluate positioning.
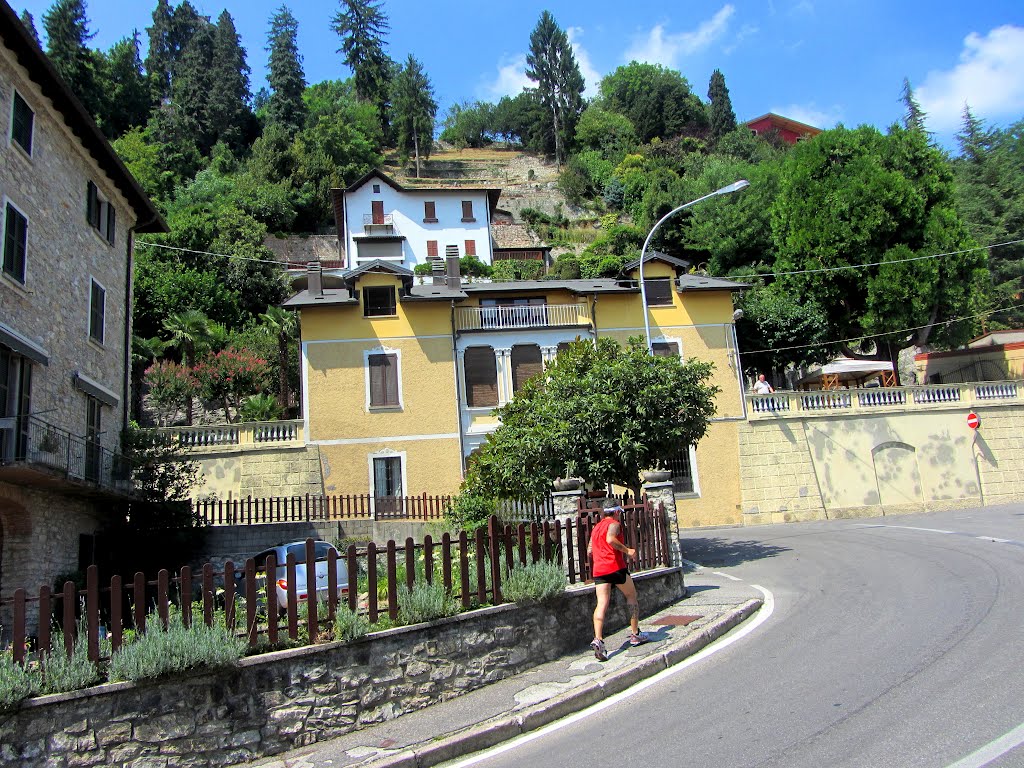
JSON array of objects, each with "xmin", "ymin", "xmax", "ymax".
[{"xmin": 333, "ymin": 170, "xmax": 500, "ymax": 271}]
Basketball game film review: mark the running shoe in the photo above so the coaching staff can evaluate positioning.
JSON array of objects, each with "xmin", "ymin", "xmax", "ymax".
[
  {"xmin": 591, "ymin": 638, "xmax": 608, "ymax": 661},
  {"xmin": 629, "ymin": 632, "xmax": 650, "ymax": 647}
]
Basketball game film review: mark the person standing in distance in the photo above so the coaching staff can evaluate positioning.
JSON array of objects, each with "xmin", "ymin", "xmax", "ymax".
[
  {"xmin": 753, "ymin": 374, "xmax": 774, "ymax": 394},
  {"xmin": 587, "ymin": 506, "xmax": 648, "ymax": 661}
]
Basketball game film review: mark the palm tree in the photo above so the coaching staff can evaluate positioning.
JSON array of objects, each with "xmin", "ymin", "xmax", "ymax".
[
  {"xmin": 131, "ymin": 335, "xmax": 169, "ymax": 422},
  {"xmin": 258, "ymin": 306, "xmax": 298, "ymax": 413},
  {"xmin": 163, "ymin": 309, "xmax": 212, "ymax": 424}
]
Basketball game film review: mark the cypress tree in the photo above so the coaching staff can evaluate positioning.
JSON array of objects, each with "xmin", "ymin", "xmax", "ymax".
[
  {"xmin": 266, "ymin": 5, "xmax": 306, "ymax": 136},
  {"xmin": 19, "ymin": 10, "xmax": 41, "ymax": 46},
  {"xmin": 145, "ymin": 0, "xmax": 174, "ymax": 101},
  {"xmin": 208, "ymin": 10, "xmax": 251, "ymax": 151},
  {"xmin": 170, "ymin": 20, "xmax": 214, "ymax": 153},
  {"xmin": 525, "ymin": 11, "xmax": 584, "ymax": 167},
  {"xmin": 392, "ymin": 54, "xmax": 436, "ymax": 177},
  {"xmin": 332, "ymin": 0, "xmax": 392, "ymax": 142},
  {"xmin": 707, "ymin": 68, "xmax": 737, "ymax": 141},
  {"xmin": 901, "ymin": 77, "xmax": 929, "ymax": 135}
]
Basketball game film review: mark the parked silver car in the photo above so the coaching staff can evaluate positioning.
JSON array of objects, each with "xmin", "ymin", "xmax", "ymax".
[{"xmin": 237, "ymin": 540, "xmax": 348, "ymax": 611}]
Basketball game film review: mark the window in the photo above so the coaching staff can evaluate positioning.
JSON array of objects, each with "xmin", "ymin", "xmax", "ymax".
[
  {"xmin": 423, "ymin": 201, "xmax": 437, "ymax": 222},
  {"xmin": 464, "ymin": 347, "xmax": 498, "ymax": 408},
  {"xmin": 461, "ymin": 200, "xmax": 475, "ymax": 222},
  {"xmin": 368, "ymin": 353, "xmax": 399, "ymax": 407},
  {"xmin": 10, "ymin": 91, "xmax": 33, "ymax": 155},
  {"xmin": 644, "ymin": 278, "xmax": 672, "ymax": 306},
  {"xmin": 0, "ymin": 346, "xmax": 32, "ymax": 461},
  {"xmin": 86, "ymin": 181, "xmax": 116, "ymax": 245},
  {"xmin": 464, "ymin": 240, "xmax": 476, "ymax": 257},
  {"xmin": 372, "ymin": 184, "xmax": 381, "ymax": 193},
  {"xmin": 666, "ymin": 448, "xmax": 695, "ymax": 494},
  {"xmin": 372, "ymin": 455, "xmax": 403, "ymax": 516},
  {"xmin": 3, "ymin": 201, "xmax": 27, "ymax": 284},
  {"xmin": 652, "ymin": 341, "xmax": 680, "ymax": 357},
  {"xmin": 89, "ymin": 279, "xmax": 105, "ymax": 344},
  {"xmin": 85, "ymin": 395, "xmax": 102, "ymax": 481},
  {"xmin": 363, "ymin": 285, "xmax": 396, "ymax": 317},
  {"xmin": 427, "ymin": 240, "xmax": 438, "ymax": 258},
  {"xmin": 511, "ymin": 344, "xmax": 543, "ymax": 393}
]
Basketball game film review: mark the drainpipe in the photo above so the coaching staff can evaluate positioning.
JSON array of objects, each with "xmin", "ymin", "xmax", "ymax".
[
  {"xmin": 591, "ymin": 293, "xmax": 598, "ymax": 343},
  {"xmin": 450, "ymin": 300, "xmax": 467, "ymax": 479}
]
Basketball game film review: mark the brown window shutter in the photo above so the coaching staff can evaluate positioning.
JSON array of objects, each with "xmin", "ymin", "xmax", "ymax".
[
  {"xmin": 465, "ymin": 239, "xmax": 476, "ymax": 257},
  {"xmin": 371, "ymin": 200, "xmax": 384, "ymax": 224},
  {"xmin": 511, "ymin": 344, "xmax": 543, "ymax": 393},
  {"xmin": 464, "ymin": 347, "xmax": 498, "ymax": 407},
  {"xmin": 384, "ymin": 355, "xmax": 398, "ymax": 405},
  {"xmin": 461, "ymin": 201, "xmax": 474, "ymax": 220},
  {"xmin": 427, "ymin": 240, "xmax": 438, "ymax": 258},
  {"xmin": 369, "ymin": 353, "xmax": 398, "ymax": 406},
  {"xmin": 652, "ymin": 342, "xmax": 680, "ymax": 357},
  {"xmin": 424, "ymin": 201, "xmax": 436, "ymax": 221},
  {"xmin": 644, "ymin": 278, "xmax": 673, "ymax": 306}
]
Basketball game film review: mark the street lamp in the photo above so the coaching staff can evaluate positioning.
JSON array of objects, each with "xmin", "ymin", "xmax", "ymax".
[{"xmin": 638, "ymin": 179, "xmax": 750, "ymax": 353}]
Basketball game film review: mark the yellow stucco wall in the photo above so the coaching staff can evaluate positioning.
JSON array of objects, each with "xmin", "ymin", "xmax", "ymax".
[
  {"xmin": 318, "ymin": 439, "xmax": 464, "ymax": 497},
  {"xmin": 676, "ymin": 421, "xmax": 743, "ymax": 528},
  {"xmin": 915, "ymin": 345, "xmax": 1024, "ymax": 384}
]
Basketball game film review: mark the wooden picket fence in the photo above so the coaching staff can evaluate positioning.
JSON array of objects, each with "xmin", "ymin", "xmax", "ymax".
[{"xmin": 3, "ymin": 501, "xmax": 671, "ymax": 665}]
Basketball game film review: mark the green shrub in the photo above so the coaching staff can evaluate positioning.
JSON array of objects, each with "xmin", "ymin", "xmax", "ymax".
[
  {"xmin": 335, "ymin": 606, "xmax": 370, "ymax": 642},
  {"xmin": 444, "ymin": 492, "xmax": 497, "ymax": 531},
  {"xmin": 108, "ymin": 608, "xmax": 246, "ymax": 682},
  {"xmin": 502, "ymin": 560, "xmax": 567, "ymax": 605},
  {"xmin": 0, "ymin": 652, "xmax": 37, "ymax": 711},
  {"xmin": 397, "ymin": 581, "xmax": 459, "ymax": 624},
  {"xmin": 239, "ymin": 393, "xmax": 281, "ymax": 422},
  {"xmin": 492, "ymin": 259, "xmax": 545, "ymax": 282},
  {"xmin": 38, "ymin": 626, "xmax": 102, "ymax": 694}
]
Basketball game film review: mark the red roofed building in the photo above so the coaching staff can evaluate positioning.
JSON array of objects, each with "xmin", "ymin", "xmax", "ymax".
[{"xmin": 744, "ymin": 112, "xmax": 822, "ymax": 145}]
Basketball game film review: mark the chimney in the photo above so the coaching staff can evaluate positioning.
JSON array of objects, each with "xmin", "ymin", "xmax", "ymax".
[
  {"xmin": 431, "ymin": 258, "xmax": 446, "ymax": 285},
  {"xmin": 307, "ymin": 261, "xmax": 323, "ymax": 298},
  {"xmin": 445, "ymin": 246, "xmax": 461, "ymax": 290}
]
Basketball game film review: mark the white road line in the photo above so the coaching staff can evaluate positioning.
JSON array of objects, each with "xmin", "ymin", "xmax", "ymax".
[
  {"xmin": 976, "ymin": 536, "xmax": 1012, "ymax": 543},
  {"xmin": 945, "ymin": 721, "xmax": 1024, "ymax": 768},
  {"xmin": 680, "ymin": 558, "xmax": 705, "ymax": 570},
  {"xmin": 445, "ymin": 584, "xmax": 775, "ymax": 768},
  {"xmin": 855, "ymin": 524, "xmax": 1019, "ymax": 545},
  {"xmin": 886, "ymin": 525, "xmax": 955, "ymax": 534},
  {"xmin": 713, "ymin": 571, "xmax": 743, "ymax": 581}
]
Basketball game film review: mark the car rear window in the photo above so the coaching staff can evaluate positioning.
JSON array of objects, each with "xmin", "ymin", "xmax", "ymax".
[{"xmin": 284, "ymin": 542, "xmax": 336, "ymax": 563}]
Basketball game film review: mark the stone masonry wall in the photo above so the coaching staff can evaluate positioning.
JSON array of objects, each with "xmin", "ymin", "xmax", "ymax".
[
  {"xmin": 193, "ymin": 445, "xmax": 325, "ymax": 501},
  {"xmin": 0, "ymin": 568, "xmax": 685, "ymax": 767}
]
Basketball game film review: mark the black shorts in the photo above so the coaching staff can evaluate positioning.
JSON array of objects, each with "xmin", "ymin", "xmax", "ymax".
[{"xmin": 594, "ymin": 568, "xmax": 629, "ymax": 586}]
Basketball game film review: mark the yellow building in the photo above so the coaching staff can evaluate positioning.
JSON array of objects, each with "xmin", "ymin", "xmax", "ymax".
[{"xmin": 285, "ymin": 177, "xmax": 747, "ymax": 526}]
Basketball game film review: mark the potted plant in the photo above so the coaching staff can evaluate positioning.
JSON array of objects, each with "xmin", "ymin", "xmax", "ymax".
[
  {"xmin": 552, "ymin": 462, "xmax": 583, "ymax": 492},
  {"xmin": 641, "ymin": 463, "xmax": 672, "ymax": 484},
  {"xmin": 38, "ymin": 428, "xmax": 60, "ymax": 454}
]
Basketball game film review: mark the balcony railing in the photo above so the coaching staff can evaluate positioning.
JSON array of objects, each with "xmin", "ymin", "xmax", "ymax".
[
  {"xmin": 149, "ymin": 420, "xmax": 304, "ymax": 450},
  {"xmin": 360, "ymin": 214, "xmax": 399, "ymax": 236},
  {"xmin": 455, "ymin": 304, "xmax": 593, "ymax": 332},
  {"xmin": 0, "ymin": 414, "xmax": 133, "ymax": 493},
  {"xmin": 746, "ymin": 381, "xmax": 1022, "ymax": 418}
]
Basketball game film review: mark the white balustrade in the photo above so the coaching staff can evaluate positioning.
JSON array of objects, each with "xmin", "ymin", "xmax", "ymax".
[
  {"xmin": 912, "ymin": 385, "xmax": 961, "ymax": 404},
  {"xmin": 455, "ymin": 304, "xmax": 592, "ymax": 332},
  {"xmin": 253, "ymin": 421, "xmax": 299, "ymax": 443},
  {"xmin": 150, "ymin": 420, "xmax": 303, "ymax": 450},
  {"xmin": 749, "ymin": 394, "xmax": 790, "ymax": 413},
  {"xmin": 974, "ymin": 382, "xmax": 1019, "ymax": 400},
  {"xmin": 858, "ymin": 388, "xmax": 907, "ymax": 407},
  {"xmin": 799, "ymin": 391, "xmax": 852, "ymax": 411}
]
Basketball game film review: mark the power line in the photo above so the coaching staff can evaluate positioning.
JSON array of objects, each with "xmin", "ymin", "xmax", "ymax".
[{"xmin": 135, "ymin": 240, "xmax": 284, "ymax": 267}]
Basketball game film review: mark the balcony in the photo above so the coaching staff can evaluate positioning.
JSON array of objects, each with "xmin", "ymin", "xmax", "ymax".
[
  {"xmin": 0, "ymin": 414, "xmax": 133, "ymax": 496},
  {"xmin": 746, "ymin": 381, "xmax": 1022, "ymax": 419},
  {"xmin": 148, "ymin": 420, "xmax": 304, "ymax": 451},
  {"xmin": 455, "ymin": 304, "xmax": 593, "ymax": 333},
  {"xmin": 359, "ymin": 214, "xmax": 400, "ymax": 238}
]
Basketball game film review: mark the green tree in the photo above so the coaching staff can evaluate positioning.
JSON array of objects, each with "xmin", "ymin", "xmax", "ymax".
[
  {"xmin": 265, "ymin": 5, "xmax": 306, "ymax": 136},
  {"xmin": 525, "ymin": 10, "xmax": 584, "ymax": 167},
  {"xmin": 332, "ymin": 0, "xmax": 392, "ymax": 141},
  {"xmin": 600, "ymin": 62, "xmax": 708, "ymax": 144},
  {"xmin": 257, "ymin": 306, "xmax": 298, "ymax": 412},
  {"xmin": 208, "ymin": 10, "xmax": 252, "ymax": 152},
  {"xmin": 491, "ymin": 91, "xmax": 548, "ymax": 150},
  {"xmin": 468, "ymin": 337, "xmax": 719, "ymax": 501},
  {"xmin": 707, "ymin": 68, "xmax": 737, "ymax": 143},
  {"xmin": 170, "ymin": 20, "xmax": 214, "ymax": 153},
  {"xmin": 99, "ymin": 32, "xmax": 151, "ymax": 138},
  {"xmin": 900, "ymin": 77, "xmax": 928, "ymax": 134},
  {"xmin": 391, "ymin": 54, "xmax": 436, "ymax": 176},
  {"xmin": 42, "ymin": 0, "xmax": 102, "ymax": 118},
  {"xmin": 163, "ymin": 308, "xmax": 212, "ymax": 424},
  {"xmin": 20, "ymin": 10, "xmax": 41, "ymax": 45},
  {"xmin": 439, "ymin": 100, "xmax": 494, "ymax": 148},
  {"xmin": 192, "ymin": 348, "xmax": 270, "ymax": 423},
  {"xmin": 770, "ymin": 125, "xmax": 987, "ymax": 369},
  {"xmin": 575, "ymin": 105, "xmax": 637, "ymax": 155}
]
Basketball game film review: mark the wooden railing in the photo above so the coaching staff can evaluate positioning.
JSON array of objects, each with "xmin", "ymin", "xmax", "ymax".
[
  {"xmin": 2, "ymin": 504, "xmax": 671, "ymax": 664},
  {"xmin": 455, "ymin": 303, "xmax": 592, "ymax": 332},
  {"xmin": 747, "ymin": 381, "xmax": 1023, "ymax": 418},
  {"xmin": 150, "ymin": 420, "xmax": 304, "ymax": 450}
]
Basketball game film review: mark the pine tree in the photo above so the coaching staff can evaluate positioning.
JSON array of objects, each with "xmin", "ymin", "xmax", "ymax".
[
  {"xmin": 146, "ymin": 0, "xmax": 201, "ymax": 103},
  {"xmin": 99, "ymin": 32, "xmax": 151, "ymax": 138},
  {"xmin": 525, "ymin": 11, "xmax": 584, "ymax": 167},
  {"xmin": 900, "ymin": 77, "xmax": 929, "ymax": 134},
  {"xmin": 392, "ymin": 54, "xmax": 436, "ymax": 177},
  {"xmin": 42, "ymin": 0, "xmax": 102, "ymax": 116},
  {"xmin": 208, "ymin": 10, "xmax": 251, "ymax": 151},
  {"xmin": 707, "ymin": 68, "xmax": 737, "ymax": 142},
  {"xmin": 956, "ymin": 104, "xmax": 990, "ymax": 165},
  {"xmin": 20, "ymin": 10, "xmax": 41, "ymax": 46},
  {"xmin": 266, "ymin": 5, "xmax": 306, "ymax": 136},
  {"xmin": 169, "ymin": 20, "xmax": 214, "ymax": 153},
  {"xmin": 332, "ymin": 0, "xmax": 392, "ymax": 142}
]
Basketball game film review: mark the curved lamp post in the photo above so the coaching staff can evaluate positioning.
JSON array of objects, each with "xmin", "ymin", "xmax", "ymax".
[{"xmin": 638, "ymin": 179, "xmax": 750, "ymax": 353}]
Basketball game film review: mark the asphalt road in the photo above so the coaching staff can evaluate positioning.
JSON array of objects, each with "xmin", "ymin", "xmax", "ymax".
[{"xmin": 446, "ymin": 504, "xmax": 1024, "ymax": 768}]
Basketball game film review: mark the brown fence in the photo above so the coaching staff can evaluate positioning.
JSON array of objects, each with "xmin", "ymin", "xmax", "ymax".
[
  {"xmin": 3, "ymin": 502, "xmax": 670, "ymax": 665},
  {"xmin": 192, "ymin": 493, "xmax": 555, "ymax": 526}
]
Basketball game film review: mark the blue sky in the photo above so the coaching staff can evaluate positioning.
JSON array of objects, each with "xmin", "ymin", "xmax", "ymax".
[{"xmin": 18, "ymin": 0, "xmax": 1024, "ymax": 149}]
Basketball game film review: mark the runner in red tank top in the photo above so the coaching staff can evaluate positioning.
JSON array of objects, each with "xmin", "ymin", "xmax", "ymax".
[{"xmin": 586, "ymin": 506, "xmax": 648, "ymax": 661}]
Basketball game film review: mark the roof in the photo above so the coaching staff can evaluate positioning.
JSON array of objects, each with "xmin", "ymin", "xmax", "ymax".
[
  {"xmin": 0, "ymin": 1, "xmax": 166, "ymax": 232},
  {"xmin": 283, "ymin": 288, "xmax": 357, "ymax": 309},
  {"xmin": 796, "ymin": 357, "xmax": 893, "ymax": 387},
  {"xmin": 743, "ymin": 112, "xmax": 823, "ymax": 137},
  {"xmin": 337, "ymin": 168, "xmax": 502, "ymax": 213},
  {"xmin": 967, "ymin": 330, "xmax": 1024, "ymax": 348},
  {"xmin": 345, "ymin": 259, "xmax": 414, "ymax": 279},
  {"xmin": 622, "ymin": 251, "xmax": 692, "ymax": 273}
]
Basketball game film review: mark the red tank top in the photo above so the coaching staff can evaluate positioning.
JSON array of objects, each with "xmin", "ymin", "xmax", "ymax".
[{"xmin": 590, "ymin": 517, "xmax": 626, "ymax": 577}]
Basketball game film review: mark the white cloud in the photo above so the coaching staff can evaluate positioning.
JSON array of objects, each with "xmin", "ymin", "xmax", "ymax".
[
  {"xmin": 917, "ymin": 25, "xmax": 1024, "ymax": 131},
  {"xmin": 566, "ymin": 27, "xmax": 602, "ymax": 98},
  {"xmin": 769, "ymin": 103, "xmax": 842, "ymax": 130},
  {"xmin": 724, "ymin": 23, "xmax": 759, "ymax": 55},
  {"xmin": 624, "ymin": 5, "xmax": 735, "ymax": 68},
  {"xmin": 479, "ymin": 53, "xmax": 532, "ymax": 101}
]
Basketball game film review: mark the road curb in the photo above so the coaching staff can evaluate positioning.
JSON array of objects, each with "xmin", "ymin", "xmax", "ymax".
[{"xmin": 361, "ymin": 598, "xmax": 764, "ymax": 768}]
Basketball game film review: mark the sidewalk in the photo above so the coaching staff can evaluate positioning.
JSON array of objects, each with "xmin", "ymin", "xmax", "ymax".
[{"xmin": 236, "ymin": 570, "xmax": 763, "ymax": 768}]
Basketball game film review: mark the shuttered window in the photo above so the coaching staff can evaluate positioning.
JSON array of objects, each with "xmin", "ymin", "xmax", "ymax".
[
  {"xmin": 644, "ymin": 278, "xmax": 672, "ymax": 306},
  {"xmin": 511, "ymin": 344, "xmax": 543, "ymax": 394},
  {"xmin": 464, "ymin": 347, "xmax": 498, "ymax": 408},
  {"xmin": 3, "ymin": 202, "xmax": 28, "ymax": 284},
  {"xmin": 652, "ymin": 341, "xmax": 680, "ymax": 357},
  {"xmin": 461, "ymin": 200, "xmax": 475, "ymax": 221},
  {"xmin": 465, "ymin": 239, "xmax": 476, "ymax": 257},
  {"xmin": 364, "ymin": 286, "xmax": 396, "ymax": 317},
  {"xmin": 86, "ymin": 181, "xmax": 116, "ymax": 245},
  {"xmin": 89, "ymin": 279, "xmax": 105, "ymax": 344},
  {"xmin": 11, "ymin": 91, "xmax": 33, "ymax": 155},
  {"xmin": 368, "ymin": 353, "xmax": 399, "ymax": 407},
  {"xmin": 423, "ymin": 201, "xmax": 437, "ymax": 222},
  {"xmin": 427, "ymin": 240, "xmax": 438, "ymax": 258}
]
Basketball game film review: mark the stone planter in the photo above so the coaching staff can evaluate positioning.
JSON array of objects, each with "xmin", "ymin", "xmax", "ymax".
[
  {"xmin": 552, "ymin": 477, "xmax": 582, "ymax": 492},
  {"xmin": 642, "ymin": 469, "xmax": 672, "ymax": 483}
]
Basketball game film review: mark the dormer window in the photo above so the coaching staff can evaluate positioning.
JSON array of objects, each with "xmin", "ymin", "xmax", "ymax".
[
  {"xmin": 364, "ymin": 285, "xmax": 397, "ymax": 317},
  {"xmin": 644, "ymin": 278, "xmax": 672, "ymax": 306}
]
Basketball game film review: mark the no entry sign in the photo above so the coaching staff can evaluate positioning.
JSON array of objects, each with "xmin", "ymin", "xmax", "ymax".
[{"xmin": 967, "ymin": 412, "xmax": 980, "ymax": 430}]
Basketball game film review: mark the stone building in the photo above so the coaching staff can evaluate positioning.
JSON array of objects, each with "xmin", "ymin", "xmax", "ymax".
[{"xmin": 0, "ymin": 1, "xmax": 165, "ymax": 617}]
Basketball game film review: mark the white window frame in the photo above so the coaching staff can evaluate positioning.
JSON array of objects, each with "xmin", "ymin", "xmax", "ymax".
[
  {"xmin": 367, "ymin": 448, "xmax": 407, "ymax": 517},
  {"xmin": 363, "ymin": 346, "xmax": 403, "ymax": 411},
  {"xmin": 88, "ymin": 277, "xmax": 106, "ymax": 346},
  {"xmin": 652, "ymin": 335, "xmax": 683, "ymax": 358},
  {"xmin": 9, "ymin": 89, "xmax": 34, "ymax": 157},
  {"xmin": 672, "ymin": 444, "xmax": 701, "ymax": 498},
  {"xmin": 2, "ymin": 196, "xmax": 29, "ymax": 287}
]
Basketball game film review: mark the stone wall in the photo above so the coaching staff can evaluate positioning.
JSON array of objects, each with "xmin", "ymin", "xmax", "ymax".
[
  {"xmin": 192, "ymin": 445, "xmax": 325, "ymax": 501},
  {"xmin": 0, "ymin": 568, "xmax": 684, "ymax": 768}
]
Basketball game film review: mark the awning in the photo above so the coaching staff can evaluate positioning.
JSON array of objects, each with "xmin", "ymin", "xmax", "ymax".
[
  {"xmin": 0, "ymin": 321, "xmax": 49, "ymax": 365},
  {"xmin": 72, "ymin": 372, "xmax": 120, "ymax": 407}
]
